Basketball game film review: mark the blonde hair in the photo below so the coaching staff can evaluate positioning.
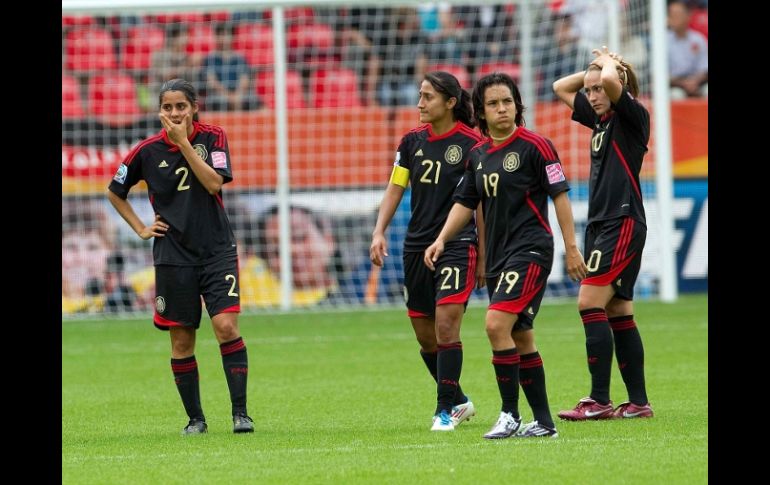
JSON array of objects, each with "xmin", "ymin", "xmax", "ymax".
[{"xmin": 587, "ymin": 60, "xmax": 640, "ymax": 98}]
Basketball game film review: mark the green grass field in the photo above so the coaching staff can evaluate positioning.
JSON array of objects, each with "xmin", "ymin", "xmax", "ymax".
[{"xmin": 62, "ymin": 294, "xmax": 707, "ymax": 484}]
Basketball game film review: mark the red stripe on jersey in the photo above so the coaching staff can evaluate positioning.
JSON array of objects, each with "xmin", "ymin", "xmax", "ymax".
[
  {"xmin": 437, "ymin": 244, "xmax": 477, "ymax": 306},
  {"xmin": 457, "ymin": 123, "xmax": 482, "ymax": 141},
  {"xmin": 215, "ymin": 193, "xmax": 224, "ymax": 208},
  {"xmin": 197, "ymin": 123, "xmax": 226, "ymax": 149},
  {"xmin": 525, "ymin": 192, "xmax": 552, "ymax": 234},
  {"xmin": 519, "ymin": 129, "xmax": 556, "ymax": 160},
  {"xmin": 611, "ymin": 141, "xmax": 642, "ymax": 198},
  {"xmin": 471, "ymin": 138, "xmax": 489, "ymax": 151},
  {"xmin": 123, "ymin": 134, "xmax": 163, "ymax": 166},
  {"xmin": 407, "ymin": 124, "xmax": 431, "ymax": 135},
  {"xmin": 582, "ymin": 252, "xmax": 636, "ymax": 286},
  {"xmin": 428, "ymin": 121, "xmax": 464, "ymax": 141}
]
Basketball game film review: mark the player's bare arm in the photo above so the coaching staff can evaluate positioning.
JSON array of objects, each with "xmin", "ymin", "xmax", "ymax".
[
  {"xmin": 370, "ymin": 183, "xmax": 406, "ymax": 267},
  {"xmin": 552, "ymin": 71, "xmax": 586, "ymax": 110},
  {"xmin": 107, "ymin": 190, "xmax": 168, "ymax": 240},
  {"xmin": 424, "ymin": 203, "xmax": 474, "ymax": 271},
  {"xmin": 552, "ymin": 192, "xmax": 587, "ymax": 281}
]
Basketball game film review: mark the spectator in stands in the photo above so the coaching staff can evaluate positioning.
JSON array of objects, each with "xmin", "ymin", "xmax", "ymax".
[
  {"xmin": 202, "ymin": 22, "xmax": 261, "ymax": 110},
  {"xmin": 667, "ymin": 0, "xmax": 708, "ymax": 98},
  {"xmin": 456, "ymin": 4, "xmax": 517, "ymax": 74},
  {"xmin": 335, "ymin": 8, "xmax": 382, "ymax": 106},
  {"xmin": 424, "ymin": 4, "xmax": 467, "ymax": 66},
  {"xmin": 376, "ymin": 8, "xmax": 427, "ymax": 106},
  {"xmin": 62, "ymin": 200, "xmax": 116, "ymax": 314},
  {"xmin": 150, "ymin": 24, "xmax": 202, "ymax": 92},
  {"xmin": 537, "ymin": 12, "xmax": 581, "ymax": 100}
]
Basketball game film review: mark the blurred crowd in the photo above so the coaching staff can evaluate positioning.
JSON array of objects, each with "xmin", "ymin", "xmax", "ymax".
[{"xmin": 62, "ymin": 1, "xmax": 707, "ymax": 124}]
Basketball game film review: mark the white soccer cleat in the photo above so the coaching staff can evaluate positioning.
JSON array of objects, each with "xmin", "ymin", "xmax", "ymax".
[
  {"xmin": 450, "ymin": 399, "xmax": 476, "ymax": 426},
  {"xmin": 431, "ymin": 410, "xmax": 455, "ymax": 431},
  {"xmin": 482, "ymin": 411, "xmax": 522, "ymax": 439}
]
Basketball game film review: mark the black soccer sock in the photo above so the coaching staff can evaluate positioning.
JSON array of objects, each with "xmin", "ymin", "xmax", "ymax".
[
  {"xmin": 519, "ymin": 351, "xmax": 554, "ymax": 428},
  {"xmin": 436, "ymin": 342, "xmax": 463, "ymax": 414},
  {"xmin": 610, "ymin": 315, "xmax": 648, "ymax": 405},
  {"xmin": 220, "ymin": 337, "xmax": 249, "ymax": 416},
  {"xmin": 580, "ymin": 308, "xmax": 614, "ymax": 405},
  {"xmin": 421, "ymin": 348, "xmax": 468, "ymax": 406},
  {"xmin": 492, "ymin": 348, "xmax": 520, "ymax": 417},
  {"xmin": 171, "ymin": 355, "xmax": 204, "ymax": 421}
]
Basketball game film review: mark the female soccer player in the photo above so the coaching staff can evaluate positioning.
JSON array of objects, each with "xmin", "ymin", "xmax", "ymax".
[
  {"xmin": 425, "ymin": 72, "xmax": 586, "ymax": 439},
  {"xmin": 553, "ymin": 47, "xmax": 654, "ymax": 420},
  {"xmin": 107, "ymin": 79, "xmax": 253, "ymax": 435},
  {"xmin": 370, "ymin": 71, "xmax": 483, "ymax": 431}
]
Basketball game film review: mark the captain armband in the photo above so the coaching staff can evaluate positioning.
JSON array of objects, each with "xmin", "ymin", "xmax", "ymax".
[{"xmin": 389, "ymin": 165, "xmax": 410, "ymax": 188}]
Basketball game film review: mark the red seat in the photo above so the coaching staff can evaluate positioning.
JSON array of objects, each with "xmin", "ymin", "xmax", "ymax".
[
  {"xmin": 428, "ymin": 64, "xmax": 471, "ymax": 89},
  {"xmin": 689, "ymin": 8, "xmax": 708, "ymax": 39},
  {"xmin": 62, "ymin": 75, "xmax": 85, "ymax": 118},
  {"xmin": 186, "ymin": 24, "xmax": 216, "ymax": 57},
  {"xmin": 62, "ymin": 15, "xmax": 95, "ymax": 28},
  {"xmin": 287, "ymin": 23, "xmax": 334, "ymax": 66},
  {"xmin": 145, "ymin": 12, "xmax": 206, "ymax": 24},
  {"xmin": 120, "ymin": 25, "xmax": 166, "ymax": 71},
  {"xmin": 476, "ymin": 62, "xmax": 521, "ymax": 82},
  {"xmin": 87, "ymin": 72, "xmax": 141, "ymax": 124},
  {"xmin": 263, "ymin": 7, "xmax": 315, "ymax": 25},
  {"xmin": 309, "ymin": 68, "xmax": 361, "ymax": 108},
  {"xmin": 255, "ymin": 70, "xmax": 306, "ymax": 109},
  {"xmin": 233, "ymin": 23, "xmax": 274, "ymax": 68},
  {"xmin": 65, "ymin": 27, "xmax": 117, "ymax": 73}
]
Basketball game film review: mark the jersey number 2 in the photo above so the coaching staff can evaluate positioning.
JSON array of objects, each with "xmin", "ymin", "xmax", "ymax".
[
  {"xmin": 419, "ymin": 160, "xmax": 441, "ymax": 184},
  {"xmin": 175, "ymin": 167, "xmax": 191, "ymax": 191}
]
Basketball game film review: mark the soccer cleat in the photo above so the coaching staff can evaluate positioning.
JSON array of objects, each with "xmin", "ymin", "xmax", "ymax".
[
  {"xmin": 515, "ymin": 420, "xmax": 559, "ymax": 438},
  {"xmin": 233, "ymin": 413, "xmax": 255, "ymax": 433},
  {"xmin": 557, "ymin": 397, "xmax": 614, "ymax": 421},
  {"xmin": 182, "ymin": 418, "xmax": 208, "ymax": 435},
  {"xmin": 613, "ymin": 401, "xmax": 654, "ymax": 419},
  {"xmin": 431, "ymin": 410, "xmax": 455, "ymax": 431},
  {"xmin": 483, "ymin": 411, "xmax": 522, "ymax": 439},
  {"xmin": 450, "ymin": 399, "xmax": 476, "ymax": 426}
]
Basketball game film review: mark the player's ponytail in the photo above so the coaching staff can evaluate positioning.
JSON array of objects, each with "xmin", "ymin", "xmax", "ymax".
[{"xmin": 424, "ymin": 71, "xmax": 476, "ymax": 128}]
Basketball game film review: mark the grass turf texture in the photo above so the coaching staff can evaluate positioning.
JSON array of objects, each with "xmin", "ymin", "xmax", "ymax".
[{"xmin": 63, "ymin": 294, "xmax": 707, "ymax": 484}]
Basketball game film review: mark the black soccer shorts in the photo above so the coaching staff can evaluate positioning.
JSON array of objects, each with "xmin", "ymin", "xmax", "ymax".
[
  {"xmin": 402, "ymin": 243, "xmax": 477, "ymax": 318},
  {"xmin": 153, "ymin": 256, "xmax": 240, "ymax": 330},
  {"xmin": 486, "ymin": 260, "xmax": 550, "ymax": 331},
  {"xmin": 582, "ymin": 216, "xmax": 647, "ymax": 301}
]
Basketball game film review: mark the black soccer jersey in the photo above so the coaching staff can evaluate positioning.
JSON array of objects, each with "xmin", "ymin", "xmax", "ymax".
[
  {"xmin": 572, "ymin": 87, "xmax": 649, "ymax": 226},
  {"xmin": 393, "ymin": 122, "xmax": 481, "ymax": 252},
  {"xmin": 108, "ymin": 121, "xmax": 237, "ymax": 266},
  {"xmin": 454, "ymin": 127, "xmax": 570, "ymax": 276}
]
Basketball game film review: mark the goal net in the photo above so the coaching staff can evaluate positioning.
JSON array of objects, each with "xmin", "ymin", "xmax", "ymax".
[{"xmin": 62, "ymin": 0, "xmax": 663, "ymax": 316}]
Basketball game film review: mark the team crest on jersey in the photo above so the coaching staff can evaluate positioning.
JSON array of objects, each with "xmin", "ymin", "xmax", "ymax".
[
  {"xmin": 155, "ymin": 296, "xmax": 166, "ymax": 314},
  {"xmin": 503, "ymin": 152, "xmax": 520, "ymax": 172},
  {"xmin": 193, "ymin": 144, "xmax": 208, "ymax": 161},
  {"xmin": 445, "ymin": 145, "xmax": 462, "ymax": 165},
  {"xmin": 113, "ymin": 164, "xmax": 128, "ymax": 184}
]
